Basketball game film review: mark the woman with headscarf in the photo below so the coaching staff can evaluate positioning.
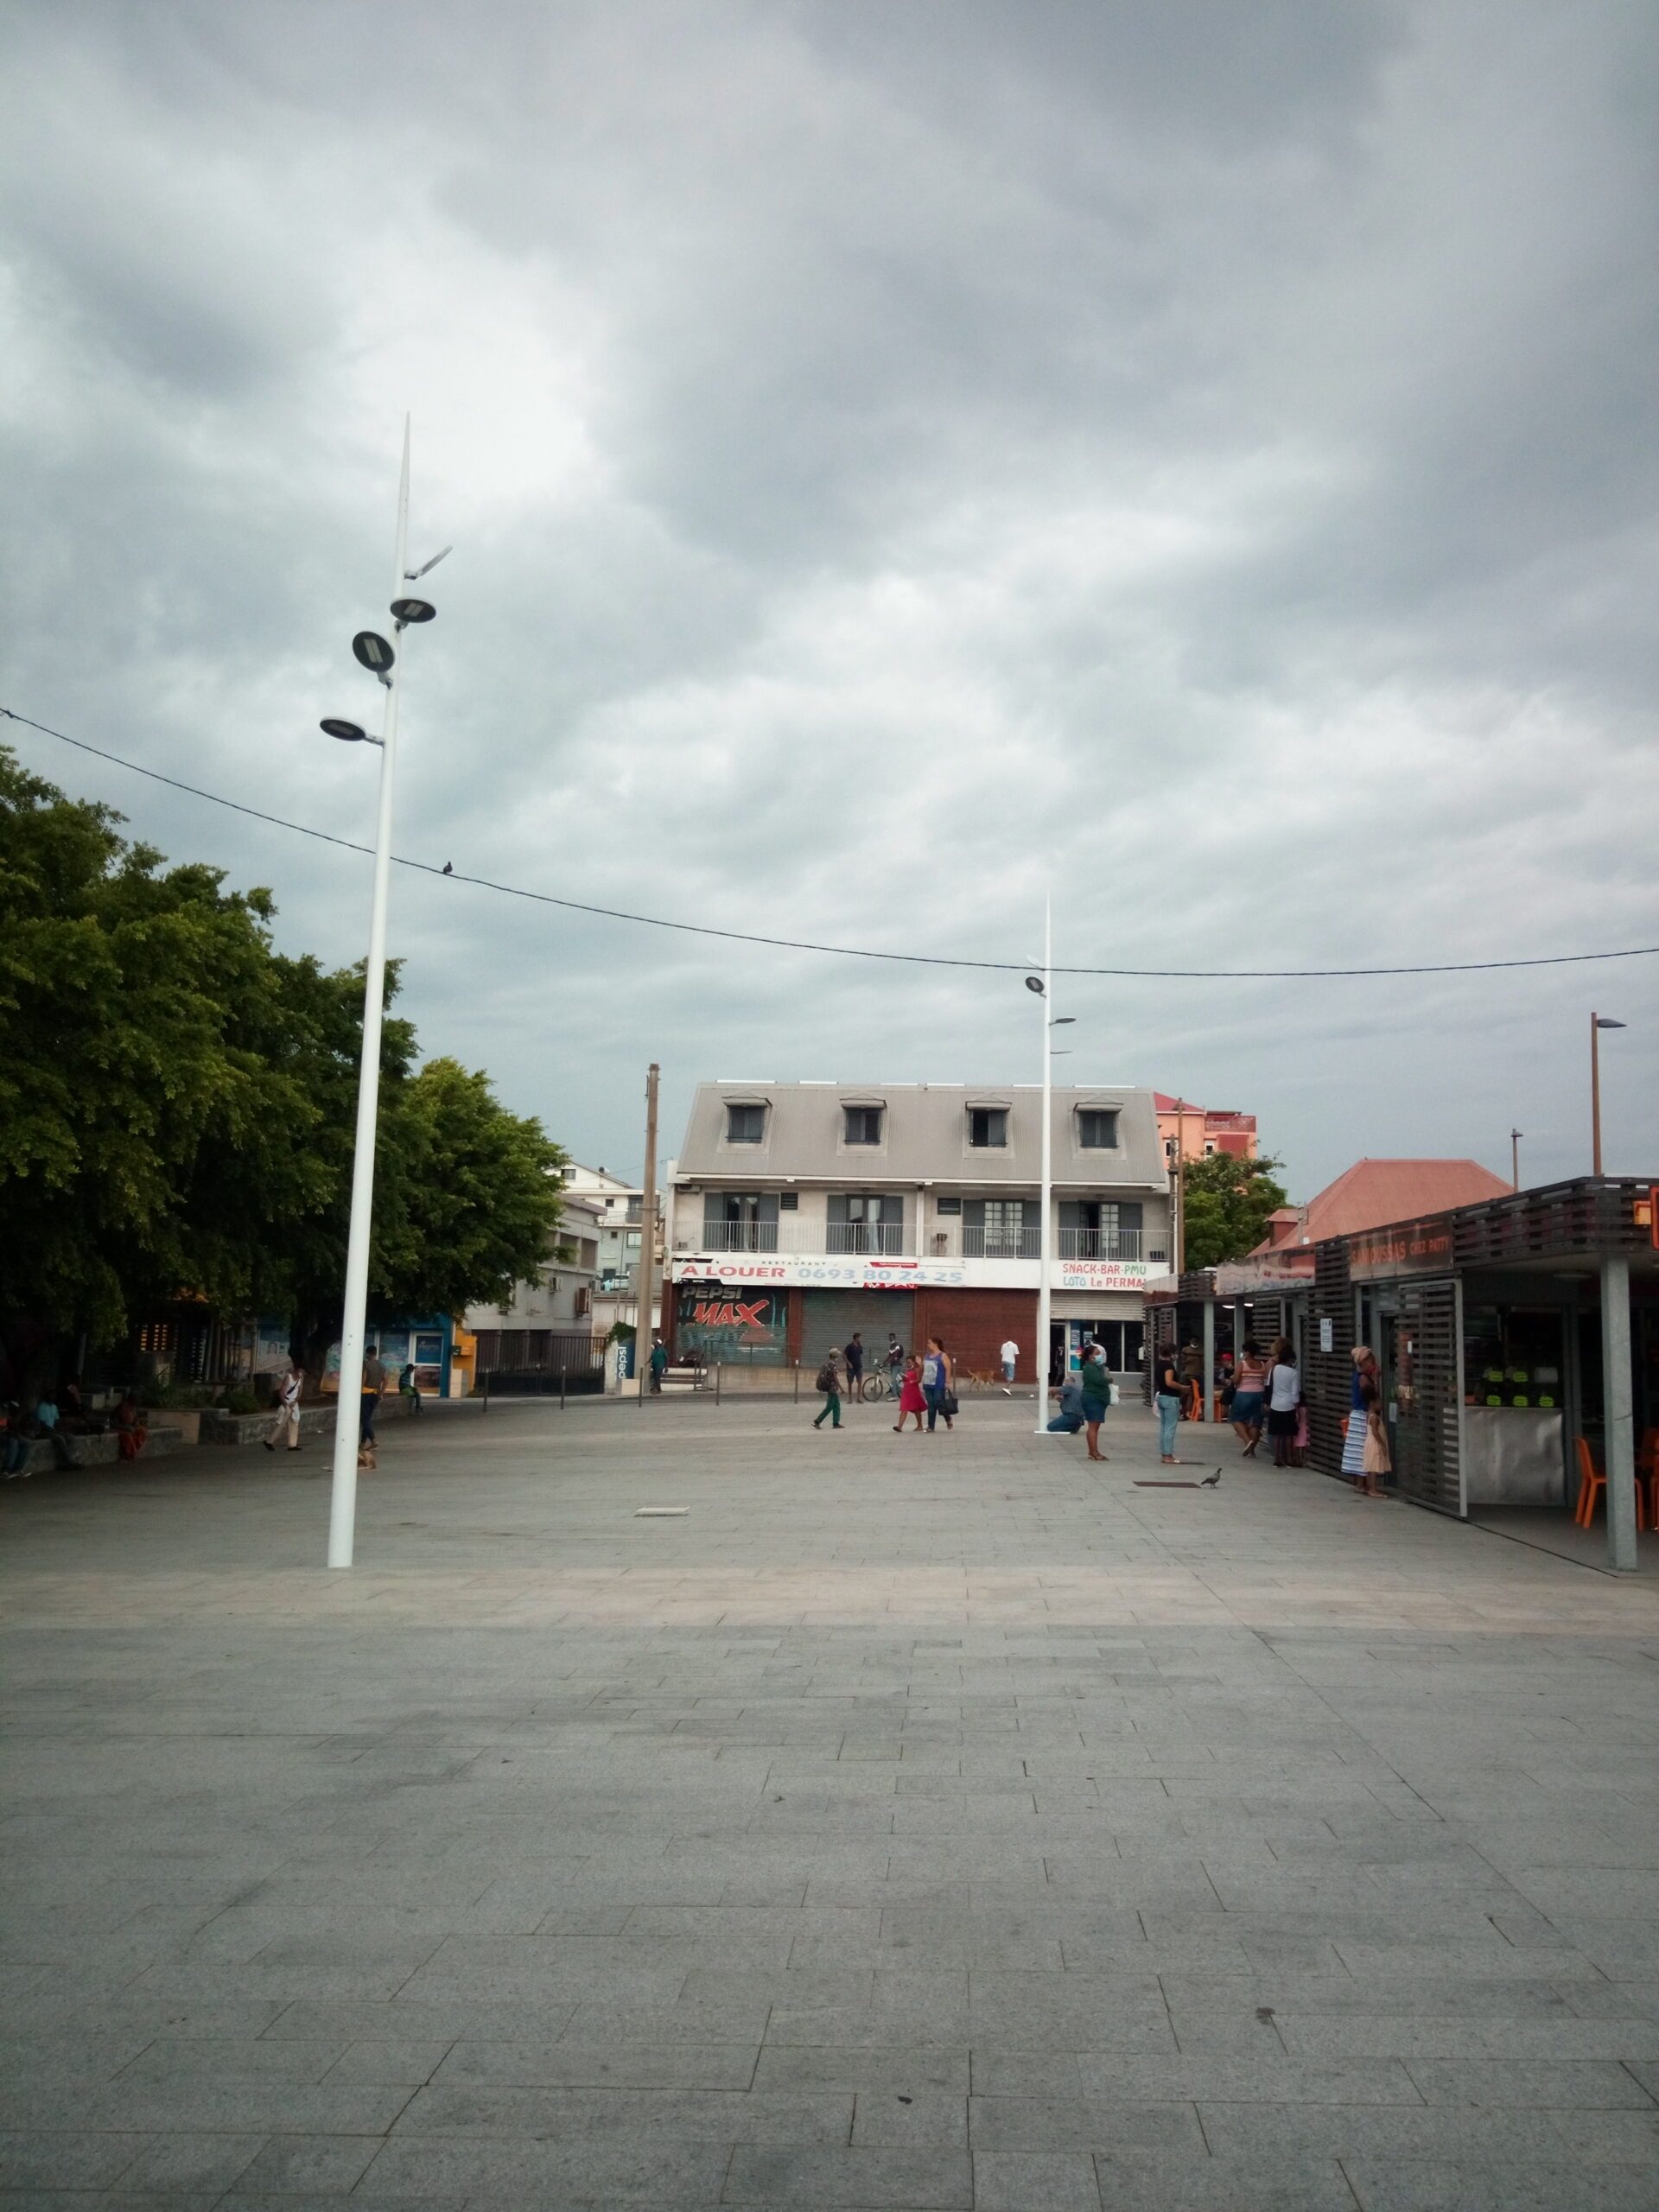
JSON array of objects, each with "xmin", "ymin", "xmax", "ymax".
[
  {"xmin": 1079, "ymin": 1342, "xmax": 1111, "ymax": 1462},
  {"xmin": 1344, "ymin": 1344, "xmax": 1388, "ymax": 1497}
]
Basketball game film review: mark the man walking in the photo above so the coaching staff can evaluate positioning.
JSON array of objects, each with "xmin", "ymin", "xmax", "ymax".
[
  {"xmin": 813, "ymin": 1347, "xmax": 844, "ymax": 1431},
  {"xmin": 360, "ymin": 1349, "xmax": 387, "ymax": 1456},
  {"xmin": 648, "ymin": 1336, "xmax": 669, "ymax": 1393},
  {"xmin": 843, "ymin": 1332, "xmax": 866, "ymax": 1402},
  {"xmin": 264, "ymin": 1364, "xmax": 304, "ymax": 1453},
  {"xmin": 1000, "ymin": 1335, "xmax": 1019, "ymax": 1394}
]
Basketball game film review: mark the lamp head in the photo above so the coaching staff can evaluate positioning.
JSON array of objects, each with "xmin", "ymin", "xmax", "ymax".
[
  {"xmin": 1024, "ymin": 975, "xmax": 1045, "ymax": 995},
  {"xmin": 321, "ymin": 717, "xmax": 369, "ymax": 744},
  {"xmin": 352, "ymin": 631, "xmax": 394, "ymax": 671},
  {"xmin": 1593, "ymin": 1016, "xmax": 1626, "ymax": 1031},
  {"xmin": 390, "ymin": 595, "xmax": 437, "ymax": 625}
]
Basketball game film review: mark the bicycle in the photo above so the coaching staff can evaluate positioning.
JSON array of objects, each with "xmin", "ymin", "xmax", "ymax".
[{"xmin": 860, "ymin": 1368, "xmax": 893, "ymax": 1404}]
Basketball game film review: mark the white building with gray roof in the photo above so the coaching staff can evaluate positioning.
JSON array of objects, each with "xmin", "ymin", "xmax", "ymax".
[{"xmin": 665, "ymin": 1080, "xmax": 1174, "ymax": 1382}]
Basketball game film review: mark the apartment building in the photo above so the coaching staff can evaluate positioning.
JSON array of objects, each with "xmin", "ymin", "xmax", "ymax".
[
  {"xmin": 461, "ymin": 1185, "xmax": 602, "ymax": 1363},
  {"xmin": 665, "ymin": 1081, "xmax": 1174, "ymax": 1381},
  {"xmin": 1156, "ymin": 1093, "xmax": 1259, "ymax": 1164},
  {"xmin": 562, "ymin": 1162, "xmax": 662, "ymax": 1338}
]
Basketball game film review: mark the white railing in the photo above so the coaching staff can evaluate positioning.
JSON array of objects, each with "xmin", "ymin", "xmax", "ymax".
[
  {"xmin": 1058, "ymin": 1229, "xmax": 1141, "ymax": 1260},
  {"xmin": 962, "ymin": 1225, "xmax": 1042, "ymax": 1259},
  {"xmin": 685, "ymin": 1220, "xmax": 915, "ymax": 1257}
]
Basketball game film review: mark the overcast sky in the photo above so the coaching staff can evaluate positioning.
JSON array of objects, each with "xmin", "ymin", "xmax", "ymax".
[{"xmin": 3, "ymin": 0, "xmax": 1655, "ymax": 1198}]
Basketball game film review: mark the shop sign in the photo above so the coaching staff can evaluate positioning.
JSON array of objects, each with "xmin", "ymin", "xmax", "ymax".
[
  {"xmin": 676, "ymin": 1287, "xmax": 787, "ymax": 1361},
  {"xmin": 1348, "ymin": 1221, "xmax": 1453, "ymax": 1281},
  {"xmin": 1055, "ymin": 1258, "xmax": 1149, "ymax": 1292}
]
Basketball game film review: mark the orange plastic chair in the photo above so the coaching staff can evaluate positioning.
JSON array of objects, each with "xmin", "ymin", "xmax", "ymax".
[
  {"xmin": 1574, "ymin": 1437, "xmax": 1605, "ymax": 1528},
  {"xmin": 1580, "ymin": 1433, "xmax": 1654, "ymax": 1531}
]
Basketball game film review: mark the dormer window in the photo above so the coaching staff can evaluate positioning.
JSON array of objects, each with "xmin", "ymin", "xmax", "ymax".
[
  {"xmin": 843, "ymin": 1105, "xmax": 883, "ymax": 1147},
  {"xmin": 968, "ymin": 1106, "xmax": 1008, "ymax": 1149},
  {"xmin": 726, "ymin": 1102, "xmax": 766, "ymax": 1145},
  {"xmin": 1077, "ymin": 1109, "xmax": 1119, "ymax": 1149}
]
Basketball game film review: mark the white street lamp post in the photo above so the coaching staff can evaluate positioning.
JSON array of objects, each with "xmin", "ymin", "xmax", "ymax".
[
  {"xmin": 325, "ymin": 422, "xmax": 443, "ymax": 1571},
  {"xmin": 1027, "ymin": 898, "xmax": 1072, "ymax": 1434}
]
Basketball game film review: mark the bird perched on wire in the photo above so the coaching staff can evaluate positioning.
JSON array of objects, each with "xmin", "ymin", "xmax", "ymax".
[
  {"xmin": 442, "ymin": 861, "xmax": 453, "ymax": 874},
  {"xmin": 1201, "ymin": 1468, "xmax": 1221, "ymax": 1487}
]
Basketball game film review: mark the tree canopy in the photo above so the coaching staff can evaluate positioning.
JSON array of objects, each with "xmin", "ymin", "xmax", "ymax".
[
  {"xmin": 1178, "ymin": 1149, "xmax": 1291, "ymax": 1272},
  {"xmin": 0, "ymin": 747, "xmax": 564, "ymax": 1383}
]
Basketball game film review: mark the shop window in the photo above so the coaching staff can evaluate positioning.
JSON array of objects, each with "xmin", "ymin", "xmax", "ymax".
[
  {"xmin": 843, "ymin": 1105, "xmax": 883, "ymax": 1147},
  {"xmin": 726, "ymin": 1103, "xmax": 766, "ymax": 1145},
  {"xmin": 1077, "ymin": 1109, "xmax": 1119, "ymax": 1149},
  {"xmin": 968, "ymin": 1107, "xmax": 1007, "ymax": 1148}
]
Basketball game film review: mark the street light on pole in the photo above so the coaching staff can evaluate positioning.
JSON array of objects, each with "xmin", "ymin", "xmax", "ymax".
[
  {"xmin": 1590, "ymin": 1014, "xmax": 1625, "ymax": 1176},
  {"xmin": 1024, "ymin": 898, "xmax": 1073, "ymax": 1434},
  {"xmin": 323, "ymin": 420, "xmax": 446, "ymax": 1571}
]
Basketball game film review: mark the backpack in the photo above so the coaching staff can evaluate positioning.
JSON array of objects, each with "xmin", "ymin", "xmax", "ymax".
[{"xmin": 816, "ymin": 1362, "xmax": 838, "ymax": 1394}]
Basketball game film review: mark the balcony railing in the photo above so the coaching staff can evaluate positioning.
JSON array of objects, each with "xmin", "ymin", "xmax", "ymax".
[
  {"xmin": 962, "ymin": 1225, "xmax": 1042, "ymax": 1260},
  {"xmin": 680, "ymin": 1216, "xmax": 1150, "ymax": 1265},
  {"xmin": 697, "ymin": 1221, "xmax": 780, "ymax": 1252},
  {"xmin": 690, "ymin": 1220, "xmax": 915, "ymax": 1256},
  {"xmin": 1058, "ymin": 1228, "xmax": 1141, "ymax": 1260},
  {"xmin": 824, "ymin": 1222, "xmax": 907, "ymax": 1255}
]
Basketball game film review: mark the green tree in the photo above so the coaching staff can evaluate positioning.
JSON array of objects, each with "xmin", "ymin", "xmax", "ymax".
[
  {"xmin": 0, "ymin": 746, "xmax": 565, "ymax": 1393},
  {"xmin": 1178, "ymin": 1151, "xmax": 1291, "ymax": 1272}
]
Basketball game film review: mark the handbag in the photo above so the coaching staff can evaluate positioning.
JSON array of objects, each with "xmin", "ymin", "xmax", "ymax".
[{"xmin": 942, "ymin": 1390, "xmax": 960, "ymax": 1417}]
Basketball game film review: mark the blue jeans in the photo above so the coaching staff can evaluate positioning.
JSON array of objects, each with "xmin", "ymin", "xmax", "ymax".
[
  {"xmin": 925, "ymin": 1385, "xmax": 950, "ymax": 1432},
  {"xmin": 1156, "ymin": 1392, "xmax": 1183, "ymax": 1457},
  {"xmin": 1046, "ymin": 1413, "xmax": 1083, "ymax": 1433}
]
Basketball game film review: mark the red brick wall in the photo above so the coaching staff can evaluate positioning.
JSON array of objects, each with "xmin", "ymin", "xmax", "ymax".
[{"xmin": 912, "ymin": 1290, "xmax": 1039, "ymax": 1383}]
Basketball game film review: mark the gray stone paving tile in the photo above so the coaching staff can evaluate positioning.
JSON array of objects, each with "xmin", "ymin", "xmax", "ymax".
[
  {"xmin": 1074, "ymin": 2053, "xmax": 1421, "ymax": 2104},
  {"xmin": 227, "ymin": 2130, "xmax": 383, "ymax": 2193},
  {"xmin": 722, "ymin": 2145, "xmax": 974, "ymax": 2205},
  {"xmin": 394, "ymin": 2081, "xmax": 854, "ymax": 2141},
  {"xmin": 1341, "ymin": 2159, "xmax": 1659, "ymax": 2211},
  {"xmin": 849, "ymin": 2089, "xmax": 966, "ymax": 2146},
  {"xmin": 1276, "ymin": 2012, "xmax": 1659, "ymax": 2060},
  {"xmin": 359, "ymin": 2132, "xmax": 734, "ymax": 2202},
  {"xmin": 320, "ymin": 2037, "xmax": 454, "ymax": 2084},
  {"xmin": 1197, "ymin": 2102, "xmax": 1585, "ymax": 2163},
  {"xmin": 1542, "ymin": 2106, "xmax": 1659, "ymax": 2162},
  {"xmin": 0, "ymin": 2133, "xmax": 148, "ymax": 2189},
  {"xmin": 0, "ymin": 2082, "xmax": 410, "ymax": 2137},
  {"xmin": 1403, "ymin": 2056, "xmax": 1656, "ymax": 2107},
  {"xmin": 435, "ymin": 2037, "xmax": 759, "ymax": 2088},
  {"xmin": 111, "ymin": 2132, "xmax": 269, "ymax": 2192},
  {"xmin": 115, "ymin": 2035, "xmax": 347, "ymax": 2083},
  {"xmin": 753, "ymin": 2044, "xmax": 968, "ymax": 2094},
  {"xmin": 969, "ymin": 2150, "xmax": 1103, "ymax": 2210},
  {"xmin": 968, "ymin": 2097, "xmax": 1205, "ymax": 2153},
  {"xmin": 1090, "ymin": 2150, "xmax": 1360, "ymax": 2210}
]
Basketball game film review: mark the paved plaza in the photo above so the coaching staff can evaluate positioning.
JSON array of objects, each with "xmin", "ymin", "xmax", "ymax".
[{"xmin": 4, "ymin": 1394, "xmax": 1659, "ymax": 2211}]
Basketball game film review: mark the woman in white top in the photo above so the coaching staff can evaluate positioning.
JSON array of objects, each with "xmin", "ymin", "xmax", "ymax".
[{"xmin": 1264, "ymin": 1338, "xmax": 1300, "ymax": 1469}]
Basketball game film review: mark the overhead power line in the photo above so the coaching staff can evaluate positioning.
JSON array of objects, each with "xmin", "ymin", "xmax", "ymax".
[{"xmin": 5, "ymin": 704, "xmax": 1656, "ymax": 982}]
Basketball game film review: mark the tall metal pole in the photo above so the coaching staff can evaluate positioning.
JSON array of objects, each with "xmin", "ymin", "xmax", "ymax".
[
  {"xmin": 1591, "ymin": 1011, "xmax": 1604, "ymax": 1176},
  {"xmin": 1033, "ymin": 894, "xmax": 1052, "ymax": 1433},
  {"xmin": 633, "ymin": 1063, "xmax": 660, "ymax": 1402},
  {"xmin": 327, "ymin": 423, "xmax": 412, "ymax": 1570},
  {"xmin": 1510, "ymin": 1128, "xmax": 1522, "ymax": 1192}
]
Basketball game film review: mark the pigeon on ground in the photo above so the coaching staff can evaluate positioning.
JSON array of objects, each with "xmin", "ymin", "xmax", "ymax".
[
  {"xmin": 442, "ymin": 861, "xmax": 453, "ymax": 874},
  {"xmin": 1201, "ymin": 1468, "xmax": 1222, "ymax": 1487}
]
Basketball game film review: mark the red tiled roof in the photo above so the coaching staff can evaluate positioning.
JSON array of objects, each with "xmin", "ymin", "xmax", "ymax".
[{"xmin": 1249, "ymin": 1159, "xmax": 1512, "ymax": 1255}]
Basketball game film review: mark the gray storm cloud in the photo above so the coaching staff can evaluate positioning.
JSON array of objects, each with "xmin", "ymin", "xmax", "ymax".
[{"xmin": 1, "ymin": 0, "xmax": 1654, "ymax": 1191}]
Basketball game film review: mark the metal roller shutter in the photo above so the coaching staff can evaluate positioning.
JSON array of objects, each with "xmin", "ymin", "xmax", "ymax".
[{"xmin": 799, "ymin": 1290, "xmax": 916, "ymax": 1365}]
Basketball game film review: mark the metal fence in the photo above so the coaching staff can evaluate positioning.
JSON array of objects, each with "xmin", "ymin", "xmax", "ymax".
[{"xmin": 472, "ymin": 1331, "xmax": 607, "ymax": 1395}]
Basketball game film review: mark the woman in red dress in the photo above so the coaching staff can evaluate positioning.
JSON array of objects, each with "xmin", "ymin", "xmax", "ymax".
[{"xmin": 893, "ymin": 1355, "xmax": 927, "ymax": 1434}]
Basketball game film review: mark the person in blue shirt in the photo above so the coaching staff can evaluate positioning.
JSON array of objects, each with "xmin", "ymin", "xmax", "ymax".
[{"xmin": 1046, "ymin": 1375, "xmax": 1084, "ymax": 1433}]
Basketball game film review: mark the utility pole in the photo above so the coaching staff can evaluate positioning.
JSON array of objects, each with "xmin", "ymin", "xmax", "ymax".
[
  {"xmin": 1173, "ymin": 1148, "xmax": 1185, "ymax": 1280},
  {"xmin": 1033, "ymin": 896, "xmax": 1052, "ymax": 1435},
  {"xmin": 1510, "ymin": 1128, "xmax": 1522, "ymax": 1192},
  {"xmin": 633, "ymin": 1063, "xmax": 660, "ymax": 1401}
]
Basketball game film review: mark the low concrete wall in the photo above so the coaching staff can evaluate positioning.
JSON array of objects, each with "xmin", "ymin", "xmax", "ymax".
[
  {"xmin": 199, "ymin": 1393, "xmax": 419, "ymax": 1447},
  {"xmin": 5, "ymin": 1425, "xmax": 187, "ymax": 1477}
]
